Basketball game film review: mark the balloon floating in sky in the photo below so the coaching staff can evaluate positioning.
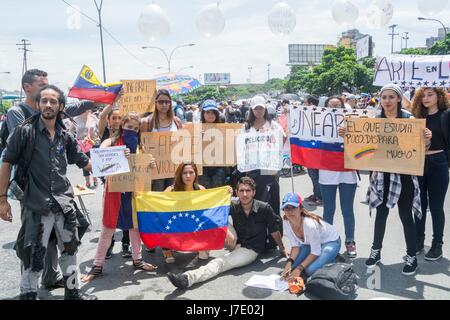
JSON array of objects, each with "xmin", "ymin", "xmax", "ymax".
[
  {"xmin": 138, "ymin": 3, "xmax": 170, "ymax": 42},
  {"xmin": 366, "ymin": 0, "xmax": 394, "ymax": 29},
  {"xmin": 196, "ymin": 3, "xmax": 226, "ymax": 38},
  {"xmin": 418, "ymin": 0, "xmax": 448, "ymax": 16},
  {"xmin": 331, "ymin": 0, "xmax": 359, "ymax": 26},
  {"xmin": 268, "ymin": 1, "xmax": 297, "ymax": 36}
]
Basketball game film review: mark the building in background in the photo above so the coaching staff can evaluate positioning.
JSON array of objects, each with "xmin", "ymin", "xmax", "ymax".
[
  {"xmin": 338, "ymin": 29, "xmax": 374, "ymax": 60},
  {"xmin": 204, "ymin": 73, "xmax": 231, "ymax": 85},
  {"xmin": 287, "ymin": 44, "xmax": 336, "ymax": 66},
  {"xmin": 426, "ymin": 27, "xmax": 449, "ymax": 48}
]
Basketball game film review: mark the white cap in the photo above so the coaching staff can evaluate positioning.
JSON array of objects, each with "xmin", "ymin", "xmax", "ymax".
[{"xmin": 250, "ymin": 95, "xmax": 266, "ymax": 109}]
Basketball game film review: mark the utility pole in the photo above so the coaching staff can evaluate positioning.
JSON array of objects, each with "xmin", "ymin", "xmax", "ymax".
[
  {"xmin": 402, "ymin": 32, "xmax": 409, "ymax": 50},
  {"xmin": 267, "ymin": 64, "xmax": 271, "ymax": 82},
  {"xmin": 248, "ymin": 66, "xmax": 253, "ymax": 84},
  {"xmin": 94, "ymin": 0, "xmax": 106, "ymax": 82},
  {"xmin": 16, "ymin": 39, "xmax": 32, "ymax": 99},
  {"xmin": 388, "ymin": 24, "xmax": 399, "ymax": 54}
]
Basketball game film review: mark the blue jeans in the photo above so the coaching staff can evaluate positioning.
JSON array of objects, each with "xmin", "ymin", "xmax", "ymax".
[
  {"xmin": 307, "ymin": 168, "xmax": 321, "ymax": 199},
  {"xmin": 320, "ymin": 183, "xmax": 356, "ymax": 242},
  {"xmin": 293, "ymin": 238, "xmax": 341, "ymax": 276}
]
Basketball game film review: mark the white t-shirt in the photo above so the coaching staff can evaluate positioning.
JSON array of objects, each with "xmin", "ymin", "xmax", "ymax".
[
  {"xmin": 241, "ymin": 120, "xmax": 283, "ymax": 134},
  {"xmin": 319, "ymin": 170, "xmax": 357, "ymax": 185},
  {"xmin": 284, "ymin": 217, "xmax": 340, "ymax": 256}
]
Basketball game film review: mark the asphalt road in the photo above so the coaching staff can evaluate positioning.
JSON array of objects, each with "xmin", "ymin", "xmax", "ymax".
[{"xmin": 1, "ymin": 166, "xmax": 449, "ymax": 300}]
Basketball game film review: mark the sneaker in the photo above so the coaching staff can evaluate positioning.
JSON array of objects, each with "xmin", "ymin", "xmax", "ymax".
[
  {"xmin": 163, "ymin": 250, "xmax": 175, "ymax": 264},
  {"xmin": 105, "ymin": 244, "xmax": 113, "ymax": 259},
  {"xmin": 365, "ymin": 248, "xmax": 381, "ymax": 268},
  {"xmin": 304, "ymin": 195, "xmax": 315, "ymax": 202},
  {"xmin": 122, "ymin": 244, "xmax": 132, "ymax": 258},
  {"xmin": 19, "ymin": 292, "xmax": 37, "ymax": 300},
  {"xmin": 402, "ymin": 255, "xmax": 418, "ymax": 276},
  {"xmin": 345, "ymin": 241, "xmax": 357, "ymax": 259},
  {"xmin": 425, "ymin": 241, "xmax": 443, "ymax": 261},
  {"xmin": 314, "ymin": 198, "xmax": 323, "ymax": 206},
  {"xmin": 167, "ymin": 272, "xmax": 189, "ymax": 289}
]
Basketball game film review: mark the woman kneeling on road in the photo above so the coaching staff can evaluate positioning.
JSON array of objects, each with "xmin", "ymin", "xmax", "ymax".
[{"xmin": 281, "ymin": 192, "xmax": 341, "ymax": 281}]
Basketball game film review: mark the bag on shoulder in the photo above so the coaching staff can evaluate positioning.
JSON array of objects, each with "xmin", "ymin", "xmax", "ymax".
[
  {"xmin": 306, "ymin": 263, "xmax": 358, "ymax": 300},
  {"xmin": 0, "ymin": 104, "xmax": 32, "ymax": 152}
]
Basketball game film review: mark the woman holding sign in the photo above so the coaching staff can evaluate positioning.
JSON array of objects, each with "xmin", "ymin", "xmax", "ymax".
[
  {"xmin": 320, "ymin": 96, "xmax": 358, "ymax": 259},
  {"xmin": 411, "ymin": 87, "xmax": 450, "ymax": 261},
  {"xmin": 82, "ymin": 112, "xmax": 158, "ymax": 283},
  {"xmin": 365, "ymin": 84, "xmax": 432, "ymax": 276}
]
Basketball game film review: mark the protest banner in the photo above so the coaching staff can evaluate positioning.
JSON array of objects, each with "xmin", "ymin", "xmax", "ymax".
[
  {"xmin": 236, "ymin": 130, "xmax": 283, "ymax": 172},
  {"xmin": 373, "ymin": 55, "xmax": 450, "ymax": 87},
  {"xmin": 289, "ymin": 106, "xmax": 374, "ymax": 171},
  {"xmin": 344, "ymin": 118, "xmax": 426, "ymax": 176},
  {"xmin": 91, "ymin": 146, "xmax": 130, "ymax": 177},
  {"xmin": 118, "ymin": 80, "xmax": 156, "ymax": 115},
  {"xmin": 141, "ymin": 130, "xmax": 202, "ymax": 180},
  {"xmin": 108, "ymin": 154, "xmax": 154, "ymax": 192},
  {"xmin": 185, "ymin": 123, "xmax": 242, "ymax": 166}
]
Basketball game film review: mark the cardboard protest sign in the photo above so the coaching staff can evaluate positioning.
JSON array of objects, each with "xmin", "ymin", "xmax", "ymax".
[
  {"xmin": 118, "ymin": 80, "xmax": 156, "ymax": 115},
  {"xmin": 141, "ymin": 130, "xmax": 202, "ymax": 180},
  {"xmin": 373, "ymin": 55, "xmax": 450, "ymax": 87},
  {"xmin": 289, "ymin": 106, "xmax": 374, "ymax": 171},
  {"xmin": 236, "ymin": 130, "xmax": 283, "ymax": 172},
  {"xmin": 344, "ymin": 118, "xmax": 426, "ymax": 176},
  {"xmin": 90, "ymin": 146, "xmax": 130, "ymax": 177},
  {"xmin": 185, "ymin": 123, "xmax": 243, "ymax": 166},
  {"xmin": 108, "ymin": 154, "xmax": 153, "ymax": 192}
]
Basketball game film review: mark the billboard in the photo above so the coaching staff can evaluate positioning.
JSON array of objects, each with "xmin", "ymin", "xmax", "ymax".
[
  {"xmin": 356, "ymin": 35, "xmax": 372, "ymax": 60},
  {"xmin": 288, "ymin": 44, "xmax": 335, "ymax": 66},
  {"xmin": 204, "ymin": 73, "xmax": 231, "ymax": 85}
]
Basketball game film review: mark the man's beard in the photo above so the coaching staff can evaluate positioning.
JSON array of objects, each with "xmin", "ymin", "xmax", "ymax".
[{"xmin": 41, "ymin": 112, "xmax": 58, "ymax": 120}]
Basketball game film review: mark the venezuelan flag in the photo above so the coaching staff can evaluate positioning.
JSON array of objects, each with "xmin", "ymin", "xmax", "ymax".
[
  {"xmin": 68, "ymin": 65, "xmax": 122, "ymax": 104},
  {"xmin": 135, "ymin": 187, "xmax": 231, "ymax": 251}
]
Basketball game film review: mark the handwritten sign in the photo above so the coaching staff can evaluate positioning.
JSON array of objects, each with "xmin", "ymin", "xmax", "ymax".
[
  {"xmin": 236, "ymin": 130, "xmax": 283, "ymax": 172},
  {"xmin": 344, "ymin": 118, "xmax": 426, "ymax": 176},
  {"xmin": 373, "ymin": 55, "xmax": 450, "ymax": 88},
  {"xmin": 289, "ymin": 106, "xmax": 374, "ymax": 171},
  {"xmin": 91, "ymin": 146, "xmax": 130, "ymax": 177},
  {"xmin": 118, "ymin": 80, "xmax": 156, "ymax": 115},
  {"xmin": 186, "ymin": 123, "xmax": 242, "ymax": 166},
  {"xmin": 108, "ymin": 154, "xmax": 153, "ymax": 192},
  {"xmin": 141, "ymin": 131, "xmax": 202, "ymax": 180}
]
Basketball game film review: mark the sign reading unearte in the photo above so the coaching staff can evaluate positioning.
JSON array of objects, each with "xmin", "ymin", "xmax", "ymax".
[
  {"xmin": 118, "ymin": 80, "xmax": 156, "ymax": 115},
  {"xmin": 344, "ymin": 118, "xmax": 426, "ymax": 176}
]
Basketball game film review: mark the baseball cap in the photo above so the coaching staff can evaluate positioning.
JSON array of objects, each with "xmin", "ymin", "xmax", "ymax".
[
  {"xmin": 250, "ymin": 95, "xmax": 266, "ymax": 109},
  {"xmin": 201, "ymin": 99, "xmax": 219, "ymax": 112},
  {"xmin": 282, "ymin": 192, "xmax": 303, "ymax": 210}
]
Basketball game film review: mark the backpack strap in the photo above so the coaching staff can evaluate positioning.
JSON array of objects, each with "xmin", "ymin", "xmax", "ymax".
[{"xmin": 18, "ymin": 104, "xmax": 32, "ymax": 120}]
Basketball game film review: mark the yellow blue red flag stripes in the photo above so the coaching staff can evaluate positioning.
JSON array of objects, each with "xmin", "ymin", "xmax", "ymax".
[
  {"xmin": 68, "ymin": 65, "xmax": 122, "ymax": 104},
  {"xmin": 135, "ymin": 187, "xmax": 231, "ymax": 251}
]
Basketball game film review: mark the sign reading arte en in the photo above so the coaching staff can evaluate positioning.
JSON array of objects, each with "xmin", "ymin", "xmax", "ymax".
[
  {"xmin": 373, "ymin": 55, "xmax": 450, "ymax": 88},
  {"xmin": 344, "ymin": 118, "xmax": 426, "ymax": 176},
  {"xmin": 118, "ymin": 80, "xmax": 156, "ymax": 115}
]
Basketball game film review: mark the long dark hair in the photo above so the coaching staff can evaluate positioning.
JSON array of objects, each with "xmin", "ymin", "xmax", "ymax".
[
  {"xmin": 152, "ymin": 89, "xmax": 174, "ymax": 130},
  {"xmin": 245, "ymin": 108, "xmax": 270, "ymax": 131},
  {"xmin": 173, "ymin": 161, "xmax": 199, "ymax": 191},
  {"xmin": 201, "ymin": 109, "xmax": 223, "ymax": 123},
  {"xmin": 283, "ymin": 205, "xmax": 323, "ymax": 226},
  {"xmin": 380, "ymin": 91, "xmax": 403, "ymax": 119},
  {"xmin": 324, "ymin": 96, "xmax": 344, "ymax": 108}
]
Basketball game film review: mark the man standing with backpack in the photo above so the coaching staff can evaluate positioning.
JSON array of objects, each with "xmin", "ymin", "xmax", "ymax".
[{"xmin": 0, "ymin": 85, "xmax": 97, "ymax": 300}]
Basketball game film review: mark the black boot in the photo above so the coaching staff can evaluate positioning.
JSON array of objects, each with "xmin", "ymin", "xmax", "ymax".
[
  {"xmin": 63, "ymin": 276, "xmax": 98, "ymax": 300},
  {"xmin": 425, "ymin": 240, "xmax": 443, "ymax": 261}
]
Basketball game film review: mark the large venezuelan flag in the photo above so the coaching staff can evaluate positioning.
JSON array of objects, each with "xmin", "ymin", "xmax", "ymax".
[
  {"xmin": 68, "ymin": 65, "xmax": 122, "ymax": 104},
  {"xmin": 135, "ymin": 187, "xmax": 231, "ymax": 251}
]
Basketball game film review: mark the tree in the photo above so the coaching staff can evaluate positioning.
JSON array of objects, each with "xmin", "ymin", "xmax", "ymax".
[
  {"xmin": 429, "ymin": 33, "xmax": 450, "ymax": 55},
  {"xmin": 399, "ymin": 47, "xmax": 429, "ymax": 55}
]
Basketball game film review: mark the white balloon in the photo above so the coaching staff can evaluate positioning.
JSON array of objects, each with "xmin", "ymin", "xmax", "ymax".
[
  {"xmin": 196, "ymin": 3, "xmax": 226, "ymax": 38},
  {"xmin": 418, "ymin": 0, "xmax": 448, "ymax": 16},
  {"xmin": 268, "ymin": 2, "xmax": 296, "ymax": 36},
  {"xmin": 366, "ymin": 0, "xmax": 394, "ymax": 29},
  {"xmin": 331, "ymin": 0, "xmax": 359, "ymax": 26},
  {"xmin": 138, "ymin": 3, "xmax": 170, "ymax": 42}
]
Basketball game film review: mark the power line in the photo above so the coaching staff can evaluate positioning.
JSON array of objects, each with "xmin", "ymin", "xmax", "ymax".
[
  {"xmin": 60, "ymin": 0, "xmax": 154, "ymax": 70},
  {"xmin": 16, "ymin": 39, "xmax": 32, "ymax": 99}
]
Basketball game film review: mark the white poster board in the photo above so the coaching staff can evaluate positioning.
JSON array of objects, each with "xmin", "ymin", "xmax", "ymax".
[{"xmin": 90, "ymin": 146, "xmax": 130, "ymax": 177}]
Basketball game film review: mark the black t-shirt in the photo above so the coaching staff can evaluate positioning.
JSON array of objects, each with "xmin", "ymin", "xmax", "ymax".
[{"xmin": 427, "ymin": 110, "xmax": 446, "ymax": 151}]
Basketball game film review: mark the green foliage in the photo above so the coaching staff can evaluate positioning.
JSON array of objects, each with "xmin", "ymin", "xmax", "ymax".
[
  {"xmin": 399, "ymin": 34, "xmax": 450, "ymax": 55},
  {"xmin": 399, "ymin": 48, "xmax": 429, "ymax": 55},
  {"xmin": 179, "ymin": 83, "xmax": 267, "ymax": 104}
]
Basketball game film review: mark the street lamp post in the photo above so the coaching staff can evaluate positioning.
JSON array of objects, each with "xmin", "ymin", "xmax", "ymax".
[
  {"xmin": 94, "ymin": 0, "xmax": 107, "ymax": 82},
  {"xmin": 418, "ymin": 17, "xmax": 448, "ymax": 39},
  {"xmin": 142, "ymin": 44, "xmax": 195, "ymax": 73},
  {"xmin": 0, "ymin": 72, "xmax": 11, "ymax": 74}
]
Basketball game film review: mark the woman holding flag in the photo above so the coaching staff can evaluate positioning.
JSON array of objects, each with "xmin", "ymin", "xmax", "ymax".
[
  {"xmin": 140, "ymin": 89, "xmax": 184, "ymax": 263},
  {"xmin": 82, "ymin": 112, "xmax": 158, "ymax": 283}
]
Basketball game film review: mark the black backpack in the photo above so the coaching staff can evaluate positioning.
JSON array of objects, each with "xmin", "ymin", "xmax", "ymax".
[
  {"xmin": 306, "ymin": 263, "xmax": 358, "ymax": 300},
  {"xmin": 0, "ymin": 104, "xmax": 32, "ymax": 152}
]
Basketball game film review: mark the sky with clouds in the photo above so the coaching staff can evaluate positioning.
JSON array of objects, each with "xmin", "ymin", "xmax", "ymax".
[{"xmin": 0, "ymin": 0, "xmax": 449, "ymax": 92}]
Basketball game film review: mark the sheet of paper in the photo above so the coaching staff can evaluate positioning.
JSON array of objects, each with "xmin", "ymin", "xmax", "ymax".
[
  {"xmin": 244, "ymin": 274, "xmax": 289, "ymax": 292},
  {"xmin": 90, "ymin": 146, "xmax": 130, "ymax": 177}
]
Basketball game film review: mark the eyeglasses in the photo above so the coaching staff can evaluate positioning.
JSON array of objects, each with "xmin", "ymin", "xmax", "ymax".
[
  {"xmin": 157, "ymin": 100, "xmax": 171, "ymax": 105},
  {"xmin": 39, "ymin": 98, "xmax": 59, "ymax": 106}
]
